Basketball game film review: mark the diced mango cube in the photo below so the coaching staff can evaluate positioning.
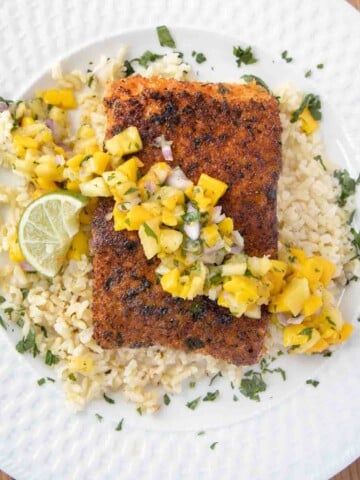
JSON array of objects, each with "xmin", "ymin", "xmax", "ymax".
[
  {"xmin": 113, "ymin": 206, "xmax": 127, "ymax": 231},
  {"xmin": 302, "ymin": 295, "xmax": 323, "ymax": 317},
  {"xmin": 201, "ymin": 224, "xmax": 220, "ymax": 247},
  {"xmin": 79, "ymin": 177, "xmax": 112, "ymax": 197},
  {"xmin": 159, "ymin": 229, "xmax": 183, "ymax": 253},
  {"xmin": 117, "ymin": 157, "xmax": 143, "ymax": 182},
  {"xmin": 88, "ymin": 152, "xmax": 110, "ymax": 175},
  {"xmin": 161, "ymin": 268, "xmax": 180, "ymax": 295},
  {"xmin": 218, "ymin": 217, "xmax": 233, "ymax": 236},
  {"xmin": 125, "ymin": 205, "xmax": 154, "ymax": 230},
  {"xmin": 197, "ymin": 173, "xmax": 228, "ymax": 205},
  {"xmin": 13, "ymin": 134, "xmax": 39, "ymax": 150},
  {"xmin": 161, "ymin": 208, "xmax": 178, "ymax": 227},
  {"xmin": 270, "ymin": 277, "xmax": 310, "ymax": 316},
  {"xmin": 105, "ymin": 126, "xmax": 142, "ymax": 157},
  {"xmin": 21, "ymin": 117, "xmax": 35, "ymax": 127},
  {"xmin": 247, "ymin": 256, "xmax": 272, "ymax": 277},
  {"xmin": 339, "ymin": 323, "xmax": 354, "ymax": 342},
  {"xmin": 77, "ymin": 125, "xmax": 95, "ymax": 139},
  {"xmin": 299, "ymin": 107, "xmax": 318, "ymax": 135},
  {"xmin": 67, "ymin": 231, "xmax": 89, "ymax": 260},
  {"xmin": 40, "ymin": 89, "xmax": 77, "ymax": 109},
  {"xmin": 223, "ymin": 276, "xmax": 259, "ymax": 303},
  {"xmin": 138, "ymin": 218, "xmax": 160, "ymax": 259},
  {"xmin": 9, "ymin": 235, "xmax": 25, "ymax": 262}
]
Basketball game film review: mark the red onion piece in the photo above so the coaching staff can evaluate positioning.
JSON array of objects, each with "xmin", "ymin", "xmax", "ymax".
[
  {"xmin": 161, "ymin": 144, "xmax": 173, "ymax": 161},
  {"xmin": 0, "ymin": 102, "xmax": 8, "ymax": 112},
  {"xmin": 20, "ymin": 262, "xmax": 36, "ymax": 272}
]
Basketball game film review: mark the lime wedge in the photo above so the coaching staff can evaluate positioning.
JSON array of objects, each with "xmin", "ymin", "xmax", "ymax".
[{"xmin": 18, "ymin": 191, "xmax": 87, "ymax": 277}]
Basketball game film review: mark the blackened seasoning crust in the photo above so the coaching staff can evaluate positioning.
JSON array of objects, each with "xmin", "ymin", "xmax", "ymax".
[{"xmin": 92, "ymin": 76, "xmax": 282, "ymax": 365}]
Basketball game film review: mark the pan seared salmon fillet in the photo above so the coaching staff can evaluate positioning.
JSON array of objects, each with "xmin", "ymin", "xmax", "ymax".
[{"xmin": 92, "ymin": 76, "xmax": 282, "ymax": 365}]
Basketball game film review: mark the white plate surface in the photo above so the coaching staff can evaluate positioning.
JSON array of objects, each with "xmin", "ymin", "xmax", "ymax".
[{"xmin": 0, "ymin": 1, "xmax": 359, "ymax": 479}]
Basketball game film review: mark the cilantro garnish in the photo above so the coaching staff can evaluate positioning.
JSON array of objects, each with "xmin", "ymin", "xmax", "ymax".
[
  {"xmin": 239, "ymin": 371, "xmax": 267, "ymax": 402},
  {"xmin": 203, "ymin": 390, "xmax": 219, "ymax": 402},
  {"xmin": 156, "ymin": 25, "xmax": 176, "ymax": 48},
  {"xmin": 16, "ymin": 327, "xmax": 39, "ymax": 357},
  {"xmin": 233, "ymin": 45, "xmax": 257, "ymax": 67},
  {"xmin": 186, "ymin": 396, "xmax": 201, "ymax": 410},
  {"xmin": 333, "ymin": 169, "xmax": 360, "ymax": 207},
  {"xmin": 163, "ymin": 393, "xmax": 171, "ymax": 405},
  {"xmin": 115, "ymin": 418, "xmax": 124, "ymax": 431},
  {"xmin": 0, "ymin": 316, "xmax": 7, "ymax": 330},
  {"xmin": 241, "ymin": 74, "xmax": 270, "ymax": 93},
  {"xmin": 210, "ymin": 442, "xmax": 218, "ymax": 450},
  {"xmin": 103, "ymin": 393, "xmax": 115, "ymax": 404},
  {"xmin": 45, "ymin": 350, "xmax": 59, "ymax": 366},
  {"xmin": 291, "ymin": 93, "xmax": 322, "ymax": 123},
  {"xmin": 281, "ymin": 50, "xmax": 293, "ymax": 63},
  {"xmin": 143, "ymin": 222, "xmax": 158, "ymax": 240},
  {"xmin": 306, "ymin": 379, "xmax": 319, "ymax": 387},
  {"xmin": 313, "ymin": 155, "xmax": 327, "ymax": 171},
  {"xmin": 192, "ymin": 51, "xmax": 207, "ymax": 64},
  {"xmin": 209, "ymin": 371, "xmax": 222, "ymax": 386}
]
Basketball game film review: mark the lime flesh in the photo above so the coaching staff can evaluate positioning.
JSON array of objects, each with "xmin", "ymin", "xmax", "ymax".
[{"xmin": 18, "ymin": 191, "xmax": 87, "ymax": 277}]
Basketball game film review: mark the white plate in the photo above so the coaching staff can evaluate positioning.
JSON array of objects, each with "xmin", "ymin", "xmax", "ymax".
[{"xmin": 0, "ymin": 1, "xmax": 360, "ymax": 479}]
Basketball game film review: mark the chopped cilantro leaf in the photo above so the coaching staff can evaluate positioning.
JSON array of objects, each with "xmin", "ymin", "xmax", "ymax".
[
  {"xmin": 182, "ymin": 210, "xmax": 200, "ymax": 223},
  {"xmin": 40, "ymin": 325, "xmax": 48, "ymax": 338},
  {"xmin": 233, "ymin": 45, "xmax": 257, "ymax": 67},
  {"xmin": 0, "ymin": 296, "xmax": 5, "ymax": 304},
  {"xmin": 281, "ymin": 50, "xmax": 293, "ymax": 63},
  {"xmin": 306, "ymin": 379, "xmax": 319, "ymax": 387},
  {"xmin": 20, "ymin": 288, "xmax": 29, "ymax": 300},
  {"xmin": 115, "ymin": 418, "xmax": 124, "ymax": 431},
  {"xmin": 45, "ymin": 350, "xmax": 59, "ymax": 366},
  {"xmin": 241, "ymin": 74, "xmax": 270, "ymax": 93},
  {"xmin": 317, "ymin": 63, "xmax": 324, "ymax": 69},
  {"xmin": 156, "ymin": 25, "xmax": 176, "ymax": 48},
  {"xmin": 37, "ymin": 378, "xmax": 46, "ymax": 386},
  {"xmin": 323, "ymin": 351, "xmax": 332, "ymax": 357},
  {"xmin": 95, "ymin": 413, "xmax": 103, "ymax": 422},
  {"xmin": 334, "ymin": 169, "xmax": 360, "ymax": 207},
  {"xmin": 203, "ymin": 390, "xmax": 219, "ymax": 402},
  {"xmin": 143, "ymin": 222, "xmax": 158, "ymax": 240},
  {"xmin": 314, "ymin": 155, "xmax": 327, "ymax": 171},
  {"xmin": 103, "ymin": 393, "xmax": 115, "ymax": 404},
  {"xmin": 299, "ymin": 327, "xmax": 313, "ymax": 340},
  {"xmin": 47, "ymin": 377, "xmax": 55, "ymax": 383},
  {"xmin": 197, "ymin": 431, "xmax": 205, "ymax": 436},
  {"xmin": 233, "ymin": 394, "xmax": 239, "ymax": 402},
  {"xmin": 186, "ymin": 396, "xmax": 201, "ymax": 410},
  {"xmin": 305, "ymin": 70, "xmax": 312, "ymax": 78},
  {"xmin": 209, "ymin": 371, "xmax": 222, "ymax": 386},
  {"xmin": 136, "ymin": 50, "xmax": 164, "ymax": 67},
  {"xmin": 192, "ymin": 51, "xmax": 207, "ymax": 64},
  {"xmin": 16, "ymin": 327, "xmax": 39, "ymax": 357},
  {"xmin": 239, "ymin": 371, "xmax": 267, "ymax": 402},
  {"xmin": 0, "ymin": 95, "xmax": 13, "ymax": 106},
  {"xmin": 210, "ymin": 442, "xmax": 218, "ymax": 450},
  {"xmin": 87, "ymin": 75, "xmax": 94, "ymax": 88},
  {"xmin": 163, "ymin": 393, "xmax": 171, "ymax": 405},
  {"xmin": 291, "ymin": 93, "xmax": 322, "ymax": 123},
  {"xmin": 189, "ymin": 381, "xmax": 196, "ymax": 388},
  {"xmin": 348, "ymin": 210, "xmax": 356, "ymax": 225},
  {"xmin": 124, "ymin": 60, "xmax": 135, "ymax": 77},
  {"xmin": 0, "ymin": 316, "xmax": 7, "ymax": 330},
  {"xmin": 68, "ymin": 373, "xmax": 76, "ymax": 381},
  {"xmin": 136, "ymin": 407, "xmax": 142, "ymax": 416}
]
